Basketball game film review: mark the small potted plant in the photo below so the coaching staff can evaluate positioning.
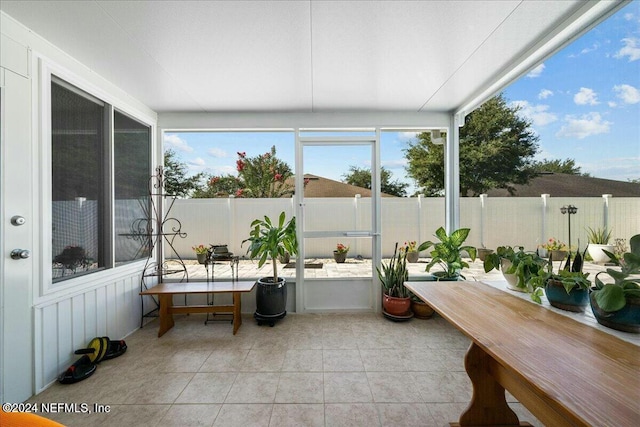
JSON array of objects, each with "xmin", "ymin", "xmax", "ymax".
[
  {"xmin": 192, "ymin": 244, "xmax": 209, "ymax": 264},
  {"xmin": 333, "ymin": 243, "xmax": 349, "ymax": 263},
  {"xmin": 242, "ymin": 212, "xmax": 298, "ymax": 326},
  {"xmin": 528, "ymin": 246, "xmax": 591, "ymax": 312},
  {"xmin": 405, "ymin": 241, "xmax": 419, "ymax": 263},
  {"xmin": 590, "ymin": 234, "xmax": 640, "ymax": 333},
  {"xmin": 417, "ymin": 227, "xmax": 476, "ymax": 280},
  {"xmin": 586, "ymin": 226, "xmax": 614, "ymax": 264},
  {"xmin": 483, "ymin": 246, "xmax": 546, "ymax": 292},
  {"xmin": 377, "ymin": 242, "xmax": 410, "ymax": 317},
  {"xmin": 539, "ymin": 237, "xmax": 567, "ymax": 261}
]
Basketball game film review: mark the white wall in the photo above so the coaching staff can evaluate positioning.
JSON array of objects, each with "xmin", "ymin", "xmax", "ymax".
[{"xmin": 1, "ymin": 12, "xmax": 158, "ymax": 399}]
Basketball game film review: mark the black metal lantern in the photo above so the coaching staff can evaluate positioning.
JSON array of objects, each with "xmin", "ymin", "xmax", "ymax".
[{"xmin": 560, "ymin": 205, "xmax": 578, "ymax": 250}]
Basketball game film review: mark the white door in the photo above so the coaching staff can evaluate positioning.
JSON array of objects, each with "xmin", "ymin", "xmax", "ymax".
[
  {"xmin": 0, "ymin": 63, "xmax": 35, "ymax": 402},
  {"xmin": 295, "ymin": 130, "xmax": 381, "ymax": 312}
]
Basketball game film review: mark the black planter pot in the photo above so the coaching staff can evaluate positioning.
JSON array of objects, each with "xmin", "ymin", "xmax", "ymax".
[{"xmin": 254, "ymin": 277, "xmax": 287, "ymax": 326}]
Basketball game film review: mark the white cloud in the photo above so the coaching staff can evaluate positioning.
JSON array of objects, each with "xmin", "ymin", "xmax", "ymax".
[
  {"xmin": 397, "ymin": 131, "xmax": 419, "ymax": 141},
  {"xmin": 214, "ymin": 165, "xmax": 237, "ymax": 176},
  {"xmin": 381, "ymin": 159, "xmax": 407, "ymax": 169},
  {"xmin": 208, "ymin": 147, "xmax": 227, "ymax": 158},
  {"xmin": 614, "ymin": 37, "xmax": 640, "ymax": 61},
  {"xmin": 556, "ymin": 112, "xmax": 611, "ymax": 139},
  {"xmin": 511, "ymin": 100, "xmax": 558, "ymax": 126},
  {"xmin": 538, "ymin": 89, "xmax": 553, "ymax": 100},
  {"xmin": 164, "ymin": 134, "xmax": 193, "ymax": 152},
  {"xmin": 623, "ymin": 13, "xmax": 635, "ymax": 22},
  {"xmin": 574, "ymin": 87, "xmax": 599, "ymax": 106},
  {"xmin": 613, "ymin": 84, "xmax": 640, "ymax": 104},
  {"xmin": 526, "ymin": 63, "xmax": 545, "ymax": 78},
  {"xmin": 608, "ymin": 101, "xmax": 617, "ymax": 108},
  {"xmin": 188, "ymin": 157, "xmax": 206, "ymax": 167}
]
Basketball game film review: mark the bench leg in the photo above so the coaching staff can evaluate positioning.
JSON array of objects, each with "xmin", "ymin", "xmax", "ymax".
[
  {"xmin": 232, "ymin": 292, "xmax": 242, "ymax": 335},
  {"xmin": 157, "ymin": 294, "xmax": 175, "ymax": 337},
  {"xmin": 454, "ymin": 342, "xmax": 523, "ymax": 427}
]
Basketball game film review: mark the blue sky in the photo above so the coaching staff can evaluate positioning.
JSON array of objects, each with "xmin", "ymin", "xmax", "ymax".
[{"xmin": 165, "ymin": 2, "xmax": 639, "ymax": 190}]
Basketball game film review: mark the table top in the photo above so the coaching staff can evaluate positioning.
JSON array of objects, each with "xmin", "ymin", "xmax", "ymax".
[
  {"xmin": 140, "ymin": 281, "xmax": 255, "ymax": 295},
  {"xmin": 405, "ymin": 280, "xmax": 640, "ymax": 427}
]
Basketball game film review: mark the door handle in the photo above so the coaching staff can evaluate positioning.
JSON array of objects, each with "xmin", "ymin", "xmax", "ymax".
[{"xmin": 10, "ymin": 249, "xmax": 30, "ymax": 260}]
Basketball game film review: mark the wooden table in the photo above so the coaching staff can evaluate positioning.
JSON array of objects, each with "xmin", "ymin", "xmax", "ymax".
[
  {"xmin": 140, "ymin": 281, "xmax": 256, "ymax": 336},
  {"xmin": 405, "ymin": 280, "xmax": 640, "ymax": 427}
]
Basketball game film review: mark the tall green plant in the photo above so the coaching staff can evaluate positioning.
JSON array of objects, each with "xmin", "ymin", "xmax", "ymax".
[
  {"xmin": 377, "ymin": 243, "xmax": 409, "ymax": 298},
  {"xmin": 418, "ymin": 227, "xmax": 476, "ymax": 279},
  {"xmin": 586, "ymin": 227, "xmax": 612, "ymax": 244},
  {"xmin": 242, "ymin": 212, "xmax": 298, "ymax": 283}
]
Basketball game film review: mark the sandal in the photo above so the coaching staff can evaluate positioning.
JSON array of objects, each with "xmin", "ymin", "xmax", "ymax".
[{"xmin": 58, "ymin": 355, "xmax": 97, "ymax": 384}]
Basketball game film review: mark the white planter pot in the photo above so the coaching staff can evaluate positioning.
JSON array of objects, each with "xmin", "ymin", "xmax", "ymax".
[
  {"xmin": 587, "ymin": 244, "xmax": 615, "ymax": 264},
  {"xmin": 500, "ymin": 259, "xmax": 524, "ymax": 292}
]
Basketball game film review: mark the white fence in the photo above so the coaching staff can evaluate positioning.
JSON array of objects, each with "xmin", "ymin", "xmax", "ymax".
[{"xmin": 168, "ymin": 195, "xmax": 640, "ymax": 259}]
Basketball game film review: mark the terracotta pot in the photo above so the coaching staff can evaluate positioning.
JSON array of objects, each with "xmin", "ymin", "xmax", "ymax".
[
  {"xmin": 550, "ymin": 250, "xmax": 567, "ymax": 262},
  {"xmin": 411, "ymin": 300, "xmax": 434, "ymax": 319},
  {"xmin": 383, "ymin": 294, "xmax": 411, "ymax": 316},
  {"xmin": 406, "ymin": 251, "xmax": 419, "ymax": 263},
  {"xmin": 545, "ymin": 279, "xmax": 588, "ymax": 312}
]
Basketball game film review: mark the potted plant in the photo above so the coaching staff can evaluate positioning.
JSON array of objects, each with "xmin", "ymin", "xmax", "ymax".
[
  {"xmin": 405, "ymin": 241, "xmax": 419, "ymax": 263},
  {"xmin": 192, "ymin": 244, "xmax": 209, "ymax": 264},
  {"xmin": 539, "ymin": 237, "xmax": 567, "ymax": 261},
  {"xmin": 333, "ymin": 243, "xmax": 349, "ymax": 263},
  {"xmin": 483, "ymin": 246, "xmax": 546, "ymax": 292},
  {"xmin": 242, "ymin": 211, "xmax": 298, "ymax": 326},
  {"xmin": 586, "ymin": 226, "xmax": 614, "ymax": 264},
  {"xmin": 528, "ymin": 246, "xmax": 591, "ymax": 312},
  {"xmin": 590, "ymin": 234, "xmax": 640, "ymax": 333},
  {"xmin": 409, "ymin": 292, "xmax": 434, "ymax": 319},
  {"xmin": 417, "ymin": 227, "xmax": 476, "ymax": 280},
  {"xmin": 377, "ymin": 242, "xmax": 411, "ymax": 317}
]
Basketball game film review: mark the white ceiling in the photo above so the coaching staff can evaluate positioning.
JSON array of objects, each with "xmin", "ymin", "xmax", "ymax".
[{"xmin": 0, "ymin": 0, "xmax": 625, "ymax": 114}]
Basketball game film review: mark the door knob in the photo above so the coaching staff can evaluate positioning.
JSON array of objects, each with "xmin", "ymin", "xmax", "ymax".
[{"xmin": 10, "ymin": 249, "xmax": 30, "ymax": 260}]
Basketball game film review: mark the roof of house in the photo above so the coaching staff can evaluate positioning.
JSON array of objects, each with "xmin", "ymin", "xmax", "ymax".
[
  {"xmin": 301, "ymin": 174, "xmax": 395, "ymax": 198},
  {"xmin": 484, "ymin": 173, "xmax": 640, "ymax": 197}
]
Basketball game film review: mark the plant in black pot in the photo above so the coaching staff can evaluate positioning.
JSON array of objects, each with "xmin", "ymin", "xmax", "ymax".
[
  {"xmin": 590, "ymin": 234, "xmax": 640, "ymax": 333},
  {"xmin": 483, "ymin": 246, "xmax": 547, "ymax": 292},
  {"xmin": 242, "ymin": 211, "xmax": 297, "ymax": 326},
  {"xmin": 528, "ymin": 246, "xmax": 591, "ymax": 311},
  {"xmin": 418, "ymin": 227, "xmax": 476, "ymax": 280}
]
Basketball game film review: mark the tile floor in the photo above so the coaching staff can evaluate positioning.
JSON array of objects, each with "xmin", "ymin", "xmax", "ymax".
[{"xmin": 30, "ymin": 312, "xmax": 540, "ymax": 427}]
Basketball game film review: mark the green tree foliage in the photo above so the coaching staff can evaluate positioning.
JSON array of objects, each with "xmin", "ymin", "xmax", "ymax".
[
  {"xmin": 163, "ymin": 149, "xmax": 204, "ymax": 197},
  {"xmin": 405, "ymin": 94, "xmax": 539, "ymax": 196},
  {"xmin": 197, "ymin": 146, "xmax": 295, "ymax": 198},
  {"xmin": 342, "ymin": 166, "xmax": 409, "ymax": 197},
  {"xmin": 531, "ymin": 158, "xmax": 589, "ymax": 176}
]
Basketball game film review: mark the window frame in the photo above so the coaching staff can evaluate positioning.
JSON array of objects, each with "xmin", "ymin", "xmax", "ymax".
[{"xmin": 39, "ymin": 59, "xmax": 156, "ymax": 297}]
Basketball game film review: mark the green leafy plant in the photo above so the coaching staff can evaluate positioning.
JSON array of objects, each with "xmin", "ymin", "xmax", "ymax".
[
  {"xmin": 483, "ymin": 246, "xmax": 547, "ymax": 291},
  {"xmin": 528, "ymin": 246, "xmax": 590, "ymax": 304},
  {"xmin": 377, "ymin": 243, "xmax": 409, "ymax": 298},
  {"xmin": 586, "ymin": 227, "xmax": 612, "ymax": 245},
  {"xmin": 418, "ymin": 227, "xmax": 476, "ymax": 279},
  {"xmin": 192, "ymin": 244, "xmax": 209, "ymax": 255},
  {"xmin": 242, "ymin": 212, "xmax": 298, "ymax": 283},
  {"xmin": 591, "ymin": 234, "xmax": 640, "ymax": 312}
]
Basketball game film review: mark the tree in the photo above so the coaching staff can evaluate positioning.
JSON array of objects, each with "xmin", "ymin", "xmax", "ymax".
[
  {"xmin": 531, "ymin": 158, "xmax": 589, "ymax": 176},
  {"xmin": 163, "ymin": 149, "xmax": 204, "ymax": 197},
  {"xmin": 196, "ymin": 146, "xmax": 295, "ymax": 198},
  {"xmin": 342, "ymin": 166, "xmax": 409, "ymax": 197},
  {"xmin": 405, "ymin": 94, "xmax": 539, "ymax": 196}
]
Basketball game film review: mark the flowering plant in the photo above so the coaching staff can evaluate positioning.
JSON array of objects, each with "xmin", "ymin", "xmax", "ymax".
[
  {"xmin": 335, "ymin": 243, "xmax": 349, "ymax": 254},
  {"xmin": 540, "ymin": 238, "xmax": 567, "ymax": 251},
  {"xmin": 192, "ymin": 244, "xmax": 209, "ymax": 255},
  {"xmin": 404, "ymin": 241, "xmax": 418, "ymax": 252}
]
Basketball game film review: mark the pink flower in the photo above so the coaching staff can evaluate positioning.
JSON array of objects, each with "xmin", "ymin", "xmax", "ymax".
[
  {"xmin": 235, "ymin": 189, "xmax": 244, "ymax": 197},
  {"xmin": 209, "ymin": 177, "xmax": 220, "ymax": 185},
  {"xmin": 237, "ymin": 151, "xmax": 246, "ymax": 158},
  {"xmin": 274, "ymin": 173, "xmax": 283, "ymax": 181},
  {"xmin": 236, "ymin": 159, "xmax": 245, "ymax": 172}
]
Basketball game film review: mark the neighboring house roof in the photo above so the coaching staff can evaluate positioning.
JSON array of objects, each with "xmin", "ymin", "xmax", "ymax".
[
  {"xmin": 484, "ymin": 173, "xmax": 640, "ymax": 197},
  {"xmin": 301, "ymin": 174, "xmax": 396, "ymax": 198}
]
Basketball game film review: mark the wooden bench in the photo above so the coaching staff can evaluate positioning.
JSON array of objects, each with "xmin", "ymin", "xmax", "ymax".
[
  {"xmin": 140, "ymin": 281, "xmax": 256, "ymax": 336},
  {"xmin": 405, "ymin": 280, "xmax": 640, "ymax": 427}
]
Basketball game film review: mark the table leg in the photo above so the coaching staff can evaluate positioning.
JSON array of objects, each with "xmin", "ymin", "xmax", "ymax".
[
  {"xmin": 232, "ymin": 291, "xmax": 242, "ymax": 335},
  {"xmin": 157, "ymin": 294, "xmax": 175, "ymax": 337},
  {"xmin": 454, "ymin": 342, "xmax": 522, "ymax": 427}
]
